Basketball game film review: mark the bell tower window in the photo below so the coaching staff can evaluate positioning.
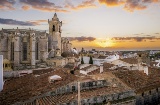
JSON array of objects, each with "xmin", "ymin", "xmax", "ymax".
[{"xmin": 53, "ymin": 25, "xmax": 55, "ymax": 31}]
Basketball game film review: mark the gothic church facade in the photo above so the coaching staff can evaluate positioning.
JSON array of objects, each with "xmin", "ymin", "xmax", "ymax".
[{"xmin": 0, "ymin": 13, "xmax": 72, "ymax": 70}]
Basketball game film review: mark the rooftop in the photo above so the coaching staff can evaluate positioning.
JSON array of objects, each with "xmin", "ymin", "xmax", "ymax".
[
  {"xmin": 0, "ymin": 68, "xmax": 78, "ymax": 105},
  {"xmin": 120, "ymin": 58, "xmax": 138, "ymax": 64},
  {"xmin": 112, "ymin": 68, "xmax": 160, "ymax": 93}
]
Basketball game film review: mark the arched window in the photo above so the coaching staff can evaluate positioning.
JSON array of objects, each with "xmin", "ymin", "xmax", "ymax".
[
  {"xmin": 52, "ymin": 25, "xmax": 55, "ymax": 31},
  {"xmin": 23, "ymin": 42, "xmax": 27, "ymax": 61},
  {"xmin": 11, "ymin": 42, "xmax": 14, "ymax": 61},
  {"xmin": 35, "ymin": 42, "xmax": 38, "ymax": 60}
]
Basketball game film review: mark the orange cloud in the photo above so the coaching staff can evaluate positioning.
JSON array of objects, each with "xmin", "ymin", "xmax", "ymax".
[
  {"xmin": 64, "ymin": 0, "xmax": 96, "ymax": 10},
  {"xmin": 98, "ymin": 0, "xmax": 160, "ymax": 12},
  {"xmin": 27, "ymin": 20, "xmax": 48, "ymax": 25},
  {"xmin": 98, "ymin": 0, "xmax": 124, "ymax": 6},
  {"xmin": 20, "ymin": 0, "xmax": 69, "ymax": 12},
  {"xmin": 32, "ymin": 6, "xmax": 69, "ymax": 12},
  {"xmin": 0, "ymin": 0, "xmax": 16, "ymax": 10},
  {"xmin": 22, "ymin": 5, "xmax": 30, "ymax": 10}
]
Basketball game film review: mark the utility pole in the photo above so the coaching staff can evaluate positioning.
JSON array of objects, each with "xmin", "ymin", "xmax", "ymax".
[
  {"xmin": 0, "ymin": 55, "xmax": 3, "ymax": 91},
  {"xmin": 78, "ymin": 81, "xmax": 81, "ymax": 105}
]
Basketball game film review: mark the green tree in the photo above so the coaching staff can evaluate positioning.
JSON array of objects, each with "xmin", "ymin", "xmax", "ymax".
[
  {"xmin": 155, "ymin": 52, "xmax": 160, "ymax": 59},
  {"xmin": 89, "ymin": 56, "xmax": 93, "ymax": 64},
  {"xmin": 81, "ymin": 57, "xmax": 84, "ymax": 64}
]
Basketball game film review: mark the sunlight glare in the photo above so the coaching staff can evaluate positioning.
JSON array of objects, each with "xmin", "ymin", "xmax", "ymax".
[{"xmin": 96, "ymin": 38, "xmax": 115, "ymax": 48}]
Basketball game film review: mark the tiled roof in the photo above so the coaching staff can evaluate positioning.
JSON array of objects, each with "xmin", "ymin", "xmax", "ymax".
[
  {"xmin": 120, "ymin": 58, "xmax": 138, "ymax": 64},
  {"xmin": 103, "ymin": 63, "xmax": 115, "ymax": 70},
  {"xmin": 113, "ymin": 68, "xmax": 160, "ymax": 93},
  {"xmin": 150, "ymin": 62, "xmax": 159, "ymax": 67},
  {"xmin": 0, "ymin": 68, "xmax": 78, "ymax": 105},
  {"xmin": 98, "ymin": 56, "xmax": 107, "ymax": 59},
  {"xmin": 20, "ymin": 85, "xmax": 131, "ymax": 105}
]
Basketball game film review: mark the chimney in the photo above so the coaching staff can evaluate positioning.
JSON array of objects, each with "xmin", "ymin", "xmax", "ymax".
[
  {"xmin": 0, "ymin": 55, "xmax": 3, "ymax": 91},
  {"xmin": 100, "ymin": 64, "xmax": 103, "ymax": 73},
  {"xmin": 144, "ymin": 66, "xmax": 148, "ymax": 75}
]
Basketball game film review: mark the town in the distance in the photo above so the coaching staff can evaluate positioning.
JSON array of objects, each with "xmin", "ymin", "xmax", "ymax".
[{"xmin": 0, "ymin": 13, "xmax": 160, "ymax": 105}]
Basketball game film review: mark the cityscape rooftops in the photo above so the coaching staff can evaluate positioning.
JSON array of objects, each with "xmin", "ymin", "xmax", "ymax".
[
  {"xmin": 113, "ymin": 68, "xmax": 160, "ymax": 93},
  {"xmin": 0, "ymin": 68, "xmax": 78, "ymax": 105}
]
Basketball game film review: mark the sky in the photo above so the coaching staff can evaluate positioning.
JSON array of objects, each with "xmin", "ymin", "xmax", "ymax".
[{"xmin": 0, "ymin": 0, "xmax": 160, "ymax": 51}]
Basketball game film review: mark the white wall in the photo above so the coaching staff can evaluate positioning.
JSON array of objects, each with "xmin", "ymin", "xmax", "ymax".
[
  {"xmin": 0, "ymin": 55, "xmax": 3, "ymax": 91},
  {"xmin": 83, "ymin": 56, "xmax": 90, "ymax": 63}
]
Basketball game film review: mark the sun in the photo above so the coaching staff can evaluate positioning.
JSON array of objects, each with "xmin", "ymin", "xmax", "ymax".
[{"xmin": 96, "ymin": 38, "xmax": 115, "ymax": 48}]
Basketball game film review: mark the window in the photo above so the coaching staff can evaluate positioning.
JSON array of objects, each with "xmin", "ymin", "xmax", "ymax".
[
  {"xmin": 5, "ymin": 64, "xmax": 7, "ymax": 67},
  {"xmin": 82, "ymin": 83, "xmax": 85, "ymax": 88},
  {"xmin": 149, "ymin": 91, "xmax": 151, "ymax": 95},
  {"xmin": 72, "ymin": 86, "xmax": 76, "ymax": 91},
  {"xmin": 142, "ymin": 92, "xmax": 144, "ymax": 97},
  {"xmin": 52, "ymin": 25, "xmax": 55, "ymax": 31},
  {"xmin": 89, "ymin": 82, "xmax": 93, "ymax": 87},
  {"xmin": 23, "ymin": 42, "xmax": 27, "ymax": 61},
  {"xmin": 35, "ymin": 42, "xmax": 38, "ymax": 60},
  {"xmin": 11, "ymin": 42, "xmax": 14, "ymax": 61}
]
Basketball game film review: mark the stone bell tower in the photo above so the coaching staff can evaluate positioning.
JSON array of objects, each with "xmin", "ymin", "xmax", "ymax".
[{"xmin": 48, "ymin": 13, "xmax": 62, "ymax": 53}]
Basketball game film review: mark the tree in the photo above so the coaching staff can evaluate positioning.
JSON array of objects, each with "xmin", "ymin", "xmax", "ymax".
[
  {"xmin": 155, "ymin": 52, "xmax": 160, "ymax": 59},
  {"xmin": 81, "ymin": 47, "xmax": 84, "ymax": 52},
  {"xmin": 81, "ymin": 57, "xmax": 84, "ymax": 64},
  {"xmin": 89, "ymin": 56, "xmax": 93, "ymax": 64}
]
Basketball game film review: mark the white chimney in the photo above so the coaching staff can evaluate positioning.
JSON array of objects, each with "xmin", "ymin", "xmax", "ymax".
[
  {"xmin": 100, "ymin": 64, "xmax": 103, "ymax": 73},
  {"xmin": 0, "ymin": 55, "xmax": 3, "ymax": 91},
  {"xmin": 144, "ymin": 66, "xmax": 148, "ymax": 75}
]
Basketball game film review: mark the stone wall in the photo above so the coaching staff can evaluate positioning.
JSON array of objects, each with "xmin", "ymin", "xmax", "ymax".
[
  {"xmin": 0, "ymin": 30, "xmax": 48, "ymax": 70},
  {"xmin": 50, "ymin": 80, "xmax": 108, "ymax": 95},
  {"xmin": 136, "ymin": 87, "xmax": 160, "ymax": 105}
]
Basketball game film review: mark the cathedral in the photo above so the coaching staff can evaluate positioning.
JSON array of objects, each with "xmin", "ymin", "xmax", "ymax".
[{"xmin": 0, "ymin": 13, "xmax": 72, "ymax": 70}]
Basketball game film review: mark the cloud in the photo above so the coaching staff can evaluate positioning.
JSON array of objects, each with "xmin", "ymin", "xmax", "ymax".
[
  {"xmin": 145, "ymin": 35, "xmax": 151, "ymax": 36},
  {"xmin": 64, "ymin": 0, "xmax": 96, "ymax": 10},
  {"xmin": 22, "ymin": 5, "xmax": 30, "ymax": 10},
  {"xmin": 28, "ymin": 20, "xmax": 48, "ymax": 25},
  {"xmin": 0, "ymin": 18, "xmax": 37, "ymax": 26},
  {"xmin": 124, "ymin": 0, "xmax": 147, "ymax": 12},
  {"xmin": 98, "ymin": 0, "xmax": 124, "ymax": 6},
  {"xmin": 20, "ymin": 0, "xmax": 68, "ymax": 12},
  {"xmin": 98, "ymin": 0, "xmax": 160, "ymax": 12},
  {"xmin": 0, "ymin": 0, "xmax": 16, "ymax": 10},
  {"xmin": 155, "ymin": 33, "xmax": 159, "ymax": 34},
  {"xmin": 111, "ymin": 36, "xmax": 159, "ymax": 42},
  {"xmin": 67, "ymin": 36, "xmax": 96, "ymax": 42}
]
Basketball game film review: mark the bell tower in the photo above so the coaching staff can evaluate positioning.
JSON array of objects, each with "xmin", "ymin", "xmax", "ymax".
[{"xmin": 48, "ymin": 13, "xmax": 62, "ymax": 53}]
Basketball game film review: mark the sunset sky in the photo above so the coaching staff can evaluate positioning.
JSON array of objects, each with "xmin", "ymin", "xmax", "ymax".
[{"xmin": 0, "ymin": 0, "xmax": 160, "ymax": 51}]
